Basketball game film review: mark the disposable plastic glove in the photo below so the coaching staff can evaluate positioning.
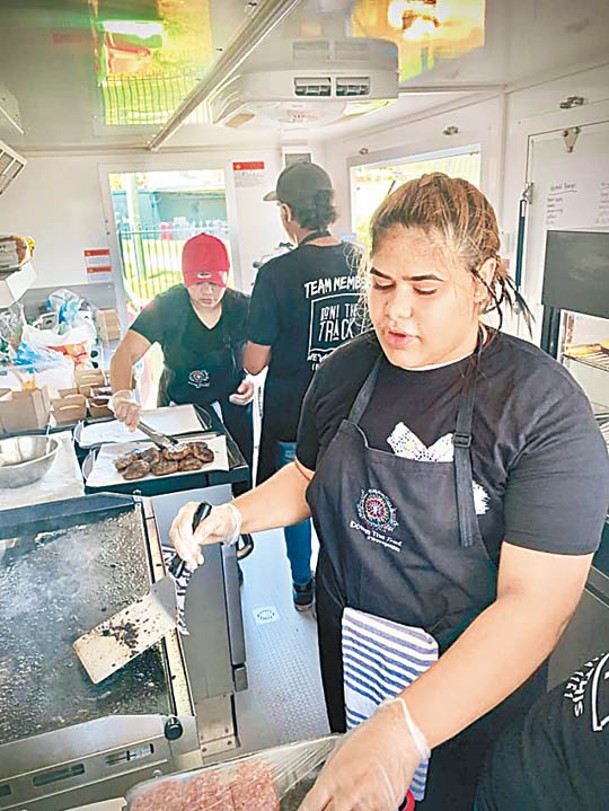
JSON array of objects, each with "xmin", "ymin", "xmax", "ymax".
[
  {"xmin": 169, "ymin": 501, "xmax": 242, "ymax": 571},
  {"xmin": 229, "ymin": 378, "xmax": 255, "ymax": 406},
  {"xmin": 299, "ymin": 699, "xmax": 425, "ymax": 811},
  {"xmin": 110, "ymin": 389, "xmax": 141, "ymax": 431}
]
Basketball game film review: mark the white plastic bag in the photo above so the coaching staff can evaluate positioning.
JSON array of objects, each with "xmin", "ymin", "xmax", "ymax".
[{"xmin": 125, "ymin": 735, "xmax": 339, "ymax": 811}]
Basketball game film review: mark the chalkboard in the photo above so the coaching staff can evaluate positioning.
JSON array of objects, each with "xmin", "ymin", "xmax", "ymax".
[{"xmin": 542, "ymin": 230, "xmax": 609, "ymax": 320}]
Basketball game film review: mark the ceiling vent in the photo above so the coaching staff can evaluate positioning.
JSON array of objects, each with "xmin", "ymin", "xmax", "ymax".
[
  {"xmin": 208, "ymin": 38, "xmax": 398, "ymax": 129},
  {"xmin": 0, "ymin": 140, "xmax": 26, "ymax": 197}
]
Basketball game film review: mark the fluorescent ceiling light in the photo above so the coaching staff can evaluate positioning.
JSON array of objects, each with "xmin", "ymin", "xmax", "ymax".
[{"xmin": 99, "ymin": 20, "xmax": 164, "ymax": 39}]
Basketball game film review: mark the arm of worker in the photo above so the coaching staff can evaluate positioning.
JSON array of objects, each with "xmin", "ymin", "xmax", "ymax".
[
  {"xmin": 243, "ymin": 340, "xmax": 271, "ymax": 375},
  {"xmin": 110, "ymin": 329, "xmax": 151, "ymax": 430},
  {"xmin": 169, "ymin": 457, "xmax": 313, "ymax": 570},
  {"xmin": 300, "ymin": 546, "xmax": 593, "ymax": 811}
]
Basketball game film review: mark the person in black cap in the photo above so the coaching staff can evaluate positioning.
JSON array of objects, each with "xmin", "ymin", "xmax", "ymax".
[{"xmin": 244, "ymin": 161, "xmax": 363, "ymax": 611}]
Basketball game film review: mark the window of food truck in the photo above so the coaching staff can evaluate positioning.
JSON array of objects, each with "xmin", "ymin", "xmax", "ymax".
[
  {"xmin": 351, "ymin": 148, "xmax": 481, "ymax": 247},
  {"xmin": 108, "ymin": 169, "xmax": 229, "ymax": 315}
]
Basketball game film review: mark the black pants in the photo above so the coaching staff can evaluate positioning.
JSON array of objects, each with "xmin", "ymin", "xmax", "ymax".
[
  {"xmin": 316, "ymin": 576, "xmax": 547, "ymax": 811},
  {"xmin": 220, "ymin": 399, "xmax": 253, "ymax": 497}
]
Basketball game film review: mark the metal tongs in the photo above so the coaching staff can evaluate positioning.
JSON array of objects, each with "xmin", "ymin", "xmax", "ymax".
[{"xmin": 136, "ymin": 419, "xmax": 180, "ymax": 450}]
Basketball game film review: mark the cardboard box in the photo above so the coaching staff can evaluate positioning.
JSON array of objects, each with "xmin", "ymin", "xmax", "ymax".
[
  {"xmin": 0, "ymin": 386, "xmax": 51, "ymax": 433},
  {"xmin": 87, "ymin": 396, "xmax": 113, "ymax": 419},
  {"xmin": 57, "ymin": 387, "xmax": 80, "ymax": 398},
  {"xmin": 95, "ymin": 308, "xmax": 121, "ymax": 343},
  {"xmin": 75, "ymin": 368, "xmax": 110, "ymax": 396},
  {"xmin": 51, "ymin": 393, "xmax": 87, "ymax": 425}
]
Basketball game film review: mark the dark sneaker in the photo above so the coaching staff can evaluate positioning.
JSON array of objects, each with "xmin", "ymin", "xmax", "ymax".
[{"xmin": 293, "ymin": 578, "xmax": 314, "ymax": 611}]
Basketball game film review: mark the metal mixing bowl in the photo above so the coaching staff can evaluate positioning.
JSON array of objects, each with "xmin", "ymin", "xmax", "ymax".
[{"xmin": 0, "ymin": 436, "xmax": 60, "ymax": 489}]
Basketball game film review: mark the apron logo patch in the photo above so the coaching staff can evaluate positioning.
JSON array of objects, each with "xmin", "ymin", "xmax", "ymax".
[
  {"xmin": 356, "ymin": 488, "xmax": 398, "ymax": 533},
  {"xmin": 188, "ymin": 370, "xmax": 210, "ymax": 389}
]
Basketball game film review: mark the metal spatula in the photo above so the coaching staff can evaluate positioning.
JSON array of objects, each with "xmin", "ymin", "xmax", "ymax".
[{"xmin": 73, "ymin": 502, "xmax": 212, "ymax": 684}]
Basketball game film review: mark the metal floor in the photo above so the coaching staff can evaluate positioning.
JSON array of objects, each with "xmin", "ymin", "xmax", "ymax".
[{"xmin": 234, "ymin": 525, "xmax": 328, "ymax": 754}]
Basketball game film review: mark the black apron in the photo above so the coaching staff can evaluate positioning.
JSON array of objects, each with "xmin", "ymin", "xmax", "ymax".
[
  {"xmin": 307, "ymin": 356, "xmax": 546, "ymax": 809},
  {"xmin": 158, "ymin": 333, "xmax": 241, "ymax": 408}
]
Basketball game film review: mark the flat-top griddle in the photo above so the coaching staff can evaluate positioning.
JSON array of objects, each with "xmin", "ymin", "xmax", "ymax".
[
  {"xmin": 0, "ymin": 496, "xmax": 173, "ymax": 746},
  {"xmin": 0, "ymin": 492, "xmax": 244, "ymax": 811}
]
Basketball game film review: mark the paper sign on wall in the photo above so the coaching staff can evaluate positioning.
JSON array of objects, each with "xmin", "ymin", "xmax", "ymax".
[
  {"xmin": 84, "ymin": 248, "xmax": 112, "ymax": 283},
  {"xmin": 233, "ymin": 161, "xmax": 265, "ymax": 188},
  {"xmin": 545, "ymin": 175, "xmax": 609, "ymax": 230}
]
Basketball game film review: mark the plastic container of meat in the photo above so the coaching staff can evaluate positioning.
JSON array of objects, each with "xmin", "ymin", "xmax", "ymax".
[{"xmin": 124, "ymin": 735, "xmax": 340, "ymax": 811}]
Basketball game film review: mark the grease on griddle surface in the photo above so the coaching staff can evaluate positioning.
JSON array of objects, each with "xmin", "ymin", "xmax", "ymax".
[{"xmin": 0, "ymin": 511, "xmax": 172, "ymax": 745}]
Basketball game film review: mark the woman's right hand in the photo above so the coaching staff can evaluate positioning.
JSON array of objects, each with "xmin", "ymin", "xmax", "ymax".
[
  {"xmin": 169, "ymin": 502, "xmax": 241, "ymax": 571},
  {"xmin": 110, "ymin": 389, "xmax": 141, "ymax": 430}
]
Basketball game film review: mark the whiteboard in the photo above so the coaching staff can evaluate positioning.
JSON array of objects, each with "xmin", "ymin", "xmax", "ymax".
[{"xmin": 522, "ymin": 121, "xmax": 609, "ymax": 346}]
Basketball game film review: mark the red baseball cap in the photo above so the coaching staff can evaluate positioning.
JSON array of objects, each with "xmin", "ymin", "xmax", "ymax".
[{"xmin": 182, "ymin": 233, "xmax": 229, "ymax": 288}]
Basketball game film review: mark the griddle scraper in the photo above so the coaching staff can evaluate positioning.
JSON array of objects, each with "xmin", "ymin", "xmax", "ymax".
[{"xmin": 73, "ymin": 502, "xmax": 212, "ymax": 684}]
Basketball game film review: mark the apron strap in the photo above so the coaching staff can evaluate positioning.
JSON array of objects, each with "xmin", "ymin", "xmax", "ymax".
[
  {"xmin": 299, "ymin": 229, "xmax": 331, "ymax": 247},
  {"xmin": 454, "ymin": 363, "xmax": 480, "ymax": 548},
  {"xmin": 348, "ymin": 357, "xmax": 381, "ymax": 423}
]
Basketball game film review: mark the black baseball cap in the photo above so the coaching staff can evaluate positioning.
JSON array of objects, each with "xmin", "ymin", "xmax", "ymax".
[{"xmin": 263, "ymin": 161, "xmax": 333, "ymax": 205}]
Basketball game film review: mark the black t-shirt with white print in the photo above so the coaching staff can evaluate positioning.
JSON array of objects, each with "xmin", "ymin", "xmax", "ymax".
[
  {"xmin": 476, "ymin": 651, "xmax": 609, "ymax": 809},
  {"xmin": 247, "ymin": 242, "xmax": 363, "ymax": 440},
  {"xmin": 130, "ymin": 285, "xmax": 249, "ymax": 407},
  {"xmin": 297, "ymin": 330, "xmax": 609, "ymax": 561}
]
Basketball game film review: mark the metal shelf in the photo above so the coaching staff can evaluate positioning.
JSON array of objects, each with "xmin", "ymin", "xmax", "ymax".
[{"xmin": 563, "ymin": 351, "xmax": 609, "ymax": 373}]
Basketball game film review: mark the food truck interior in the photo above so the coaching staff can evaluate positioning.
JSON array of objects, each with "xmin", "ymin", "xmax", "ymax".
[{"xmin": 0, "ymin": 1, "xmax": 608, "ymax": 809}]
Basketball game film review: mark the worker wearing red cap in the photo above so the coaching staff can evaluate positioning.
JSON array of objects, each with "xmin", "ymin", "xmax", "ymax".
[{"xmin": 110, "ymin": 233, "xmax": 254, "ymax": 476}]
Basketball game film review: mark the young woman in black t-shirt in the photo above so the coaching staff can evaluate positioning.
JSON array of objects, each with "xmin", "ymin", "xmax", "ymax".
[
  {"xmin": 169, "ymin": 175, "xmax": 609, "ymax": 810},
  {"xmin": 110, "ymin": 232, "xmax": 254, "ymax": 479}
]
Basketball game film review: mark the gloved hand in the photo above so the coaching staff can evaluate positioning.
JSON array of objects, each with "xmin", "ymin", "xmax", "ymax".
[
  {"xmin": 299, "ymin": 699, "xmax": 425, "ymax": 811},
  {"xmin": 229, "ymin": 378, "xmax": 255, "ymax": 406},
  {"xmin": 110, "ymin": 389, "xmax": 141, "ymax": 431},
  {"xmin": 169, "ymin": 501, "xmax": 242, "ymax": 571}
]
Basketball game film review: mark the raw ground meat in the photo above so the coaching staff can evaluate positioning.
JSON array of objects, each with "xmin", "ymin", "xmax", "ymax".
[
  {"xmin": 230, "ymin": 760, "xmax": 280, "ymax": 811},
  {"xmin": 130, "ymin": 778, "xmax": 186, "ymax": 811},
  {"xmin": 183, "ymin": 771, "xmax": 234, "ymax": 810}
]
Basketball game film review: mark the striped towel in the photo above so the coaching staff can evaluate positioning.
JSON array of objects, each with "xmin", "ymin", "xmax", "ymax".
[
  {"xmin": 342, "ymin": 607, "xmax": 438, "ymax": 802},
  {"xmin": 162, "ymin": 544, "xmax": 190, "ymax": 634}
]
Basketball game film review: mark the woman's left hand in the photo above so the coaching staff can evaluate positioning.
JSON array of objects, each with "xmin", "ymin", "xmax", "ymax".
[
  {"xmin": 299, "ymin": 700, "xmax": 422, "ymax": 811},
  {"xmin": 229, "ymin": 379, "xmax": 255, "ymax": 406}
]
